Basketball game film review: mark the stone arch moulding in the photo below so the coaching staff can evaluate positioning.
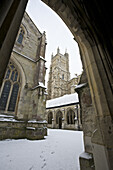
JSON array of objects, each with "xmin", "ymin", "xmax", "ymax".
[
  {"xmin": 11, "ymin": 56, "xmax": 26, "ymax": 88},
  {"xmin": 41, "ymin": 0, "xmax": 113, "ymax": 169},
  {"xmin": 0, "ymin": 59, "xmax": 22, "ymax": 115},
  {"xmin": 10, "ymin": 56, "xmax": 26, "ymax": 116}
]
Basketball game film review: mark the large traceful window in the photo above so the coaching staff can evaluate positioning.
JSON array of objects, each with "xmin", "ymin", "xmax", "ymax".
[{"xmin": 0, "ymin": 62, "xmax": 20, "ymax": 113}]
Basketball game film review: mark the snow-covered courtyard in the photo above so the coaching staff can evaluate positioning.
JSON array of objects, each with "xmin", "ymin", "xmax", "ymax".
[{"xmin": 0, "ymin": 129, "xmax": 84, "ymax": 170}]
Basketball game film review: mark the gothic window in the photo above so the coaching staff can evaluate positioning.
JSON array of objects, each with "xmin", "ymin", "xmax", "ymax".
[
  {"xmin": 67, "ymin": 109, "xmax": 75, "ymax": 124},
  {"xmin": 48, "ymin": 112, "xmax": 53, "ymax": 124},
  {"xmin": 17, "ymin": 27, "xmax": 25, "ymax": 44},
  {"xmin": 56, "ymin": 111, "xmax": 62, "ymax": 124},
  {"xmin": 0, "ymin": 62, "xmax": 20, "ymax": 113},
  {"xmin": 8, "ymin": 83, "xmax": 19, "ymax": 111},
  {"xmin": 0, "ymin": 81, "xmax": 11, "ymax": 110}
]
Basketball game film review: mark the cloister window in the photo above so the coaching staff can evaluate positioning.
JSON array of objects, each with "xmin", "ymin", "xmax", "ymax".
[
  {"xmin": 48, "ymin": 112, "xmax": 53, "ymax": 124},
  {"xmin": 56, "ymin": 111, "xmax": 62, "ymax": 124},
  {"xmin": 67, "ymin": 109, "xmax": 75, "ymax": 124},
  {"xmin": 0, "ymin": 62, "xmax": 20, "ymax": 113},
  {"xmin": 17, "ymin": 27, "xmax": 25, "ymax": 44}
]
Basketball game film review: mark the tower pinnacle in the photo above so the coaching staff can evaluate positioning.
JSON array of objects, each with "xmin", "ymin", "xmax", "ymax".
[{"xmin": 57, "ymin": 47, "xmax": 60, "ymax": 54}]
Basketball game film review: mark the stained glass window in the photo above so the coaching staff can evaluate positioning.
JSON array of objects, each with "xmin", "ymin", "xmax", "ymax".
[
  {"xmin": 17, "ymin": 28, "xmax": 24, "ymax": 44},
  {"xmin": 5, "ymin": 69, "xmax": 10, "ymax": 79},
  {"xmin": 8, "ymin": 83, "xmax": 19, "ymax": 111},
  {"xmin": 0, "ymin": 81, "xmax": 11, "ymax": 110},
  {"xmin": 0, "ymin": 62, "xmax": 20, "ymax": 113}
]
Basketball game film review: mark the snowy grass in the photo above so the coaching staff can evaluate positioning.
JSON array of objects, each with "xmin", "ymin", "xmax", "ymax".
[{"xmin": 0, "ymin": 129, "xmax": 84, "ymax": 170}]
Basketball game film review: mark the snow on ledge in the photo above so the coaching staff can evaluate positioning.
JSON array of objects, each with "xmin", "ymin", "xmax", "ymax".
[
  {"xmin": 28, "ymin": 120, "xmax": 47, "ymax": 124},
  {"xmin": 0, "ymin": 118, "xmax": 23, "ymax": 123},
  {"xmin": 75, "ymin": 83, "xmax": 87, "ymax": 89},
  {"xmin": 79, "ymin": 152, "xmax": 92, "ymax": 159},
  {"xmin": 32, "ymin": 82, "xmax": 46, "ymax": 90},
  {"xmin": 26, "ymin": 127, "xmax": 36, "ymax": 130}
]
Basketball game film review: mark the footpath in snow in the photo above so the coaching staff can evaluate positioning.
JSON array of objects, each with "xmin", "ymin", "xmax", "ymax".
[{"xmin": 0, "ymin": 129, "xmax": 84, "ymax": 170}]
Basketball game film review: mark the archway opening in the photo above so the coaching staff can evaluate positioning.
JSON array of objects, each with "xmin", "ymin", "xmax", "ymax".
[
  {"xmin": 56, "ymin": 111, "xmax": 63, "ymax": 129},
  {"xmin": 26, "ymin": 0, "xmax": 83, "ymax": 88},
  {"xmin": 1, "ymin": 0, "xmax": 113, "ymax": 169},
  {"xmin": 48, "ymin": 111, "xmax": 53, "ymax": 124}
]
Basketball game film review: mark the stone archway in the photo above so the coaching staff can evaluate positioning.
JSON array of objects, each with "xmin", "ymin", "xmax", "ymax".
[
  {"xmin": 56, "ymin": 111, "xmax": 63, "ymax": 129},
  {"xmin": 0, "ymin": 1, "xmax": 113, "ymax": 169},
  {"xmin": 41, "ymin": 1, "xmax": 113, "ymax": 169},
  {"xmin": 48, "ymin": 111, "xmax": 53, "ymax": 124}
]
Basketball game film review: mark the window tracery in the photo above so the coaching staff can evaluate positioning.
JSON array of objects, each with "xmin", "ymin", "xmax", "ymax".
[
  {"xmin": 0, "ymin": 62, "xmax": 20, "ymax": 113},
  {"xmin": 17, "ymin": 27, "xmax": 25, "ymax": 44}
]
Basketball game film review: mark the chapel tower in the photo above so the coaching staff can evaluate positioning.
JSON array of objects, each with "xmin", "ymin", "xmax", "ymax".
[{"xmin": 47, "ymin": 47, "xmax": 70, "ymax": 99}]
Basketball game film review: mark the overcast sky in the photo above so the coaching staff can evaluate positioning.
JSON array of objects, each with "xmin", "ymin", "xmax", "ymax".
[{"xmin": 26, "ymin": 0, "xmax": 83, "ymax": 85}]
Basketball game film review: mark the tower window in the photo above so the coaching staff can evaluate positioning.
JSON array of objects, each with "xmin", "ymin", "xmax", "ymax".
[{"xmin": 62, "ymin": 74, "xmax": 64, "ymax": 80}]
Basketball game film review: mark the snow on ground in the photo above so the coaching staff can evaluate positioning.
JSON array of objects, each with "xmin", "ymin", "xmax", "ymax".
[{"xmin": 0, "ymin": 129, "xmax": 84, "ymax": 170}]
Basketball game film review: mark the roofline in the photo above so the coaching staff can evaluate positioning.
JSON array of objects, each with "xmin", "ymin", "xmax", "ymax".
[{"xmin": 46, "ymin": 102, "xmax": 79, "ymax": 109}]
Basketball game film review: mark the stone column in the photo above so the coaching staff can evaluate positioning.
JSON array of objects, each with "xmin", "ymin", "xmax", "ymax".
[{"xmin": 61, "ymin": 108, "xmax": 66, "ymax": 129}]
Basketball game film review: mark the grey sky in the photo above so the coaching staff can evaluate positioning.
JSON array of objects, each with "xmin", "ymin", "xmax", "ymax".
[{"xmin": 26, "ymin": 0, "xmax": 83, "ymax": 85}]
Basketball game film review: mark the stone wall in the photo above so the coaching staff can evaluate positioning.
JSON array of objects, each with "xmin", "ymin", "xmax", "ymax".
[
  {"xmin": 0, "ymin": 114, "xmax": 47, "ymax": 140},
  {"xmin": 75, "ymin": 71, "xmax": 96, "ymax": 169},
  {"xmin": 0, "ymin": 12, "xmax": 47, "ymax": 121}
]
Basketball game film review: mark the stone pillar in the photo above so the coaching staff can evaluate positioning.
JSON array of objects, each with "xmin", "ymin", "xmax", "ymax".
[
  {"xmin": 0, "ymin": 0, "xmax": 28, "ymax": 86},
  {"xmin": 61, "ymin": 108, "xmax": 65, "ymax": 129},
  {"xmin": 35, "ymin": 32, "xmax": 47, "ymax": 85}
]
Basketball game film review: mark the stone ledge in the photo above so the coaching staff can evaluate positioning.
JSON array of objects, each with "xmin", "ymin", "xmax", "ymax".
[
  {"xmin": 79, "ymin": 152, "xmax": 95, "ymax": 170},
  {"xmin": 0, "ymin": 118, "xmax": 47, "ymax": 140}
]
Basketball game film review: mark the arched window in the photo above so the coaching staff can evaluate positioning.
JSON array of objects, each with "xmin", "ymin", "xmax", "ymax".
[
  {"xmin": 67, "ymin": 109, "xmax": 75, "ymax": 124},
  {"xmin": 17, "ymin": 27, "xmax": 25, "ymax": 44},
  {"xmin": 0, "ymin": 62, "xmax": 21, "ymax": 114},
  {"xmin": 0, "ymin": 81, "xmax": 11, "ymax": 110},
  {"xmin": 48, "ymin": 112, "xmax": 53, "ymax": 124},
  {"xmin": 8, "ymin": 83, "xmax": 19, "ymax": 111},
  {"xmin": 56, "ymin": 111, "xmax": 62, "ymax": 124}
]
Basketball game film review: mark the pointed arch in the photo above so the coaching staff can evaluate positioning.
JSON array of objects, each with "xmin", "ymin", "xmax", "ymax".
[
  {"xmin": 67, "ymin": 109, "xmax": 75, "ymax": 124},
  {"xmin": 0, "ymin": 61, "xmax": 21, "ymax": 114},
  {"xmin": 48, "ymin": 111, "xmax": 53, "ymax": 124}
]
